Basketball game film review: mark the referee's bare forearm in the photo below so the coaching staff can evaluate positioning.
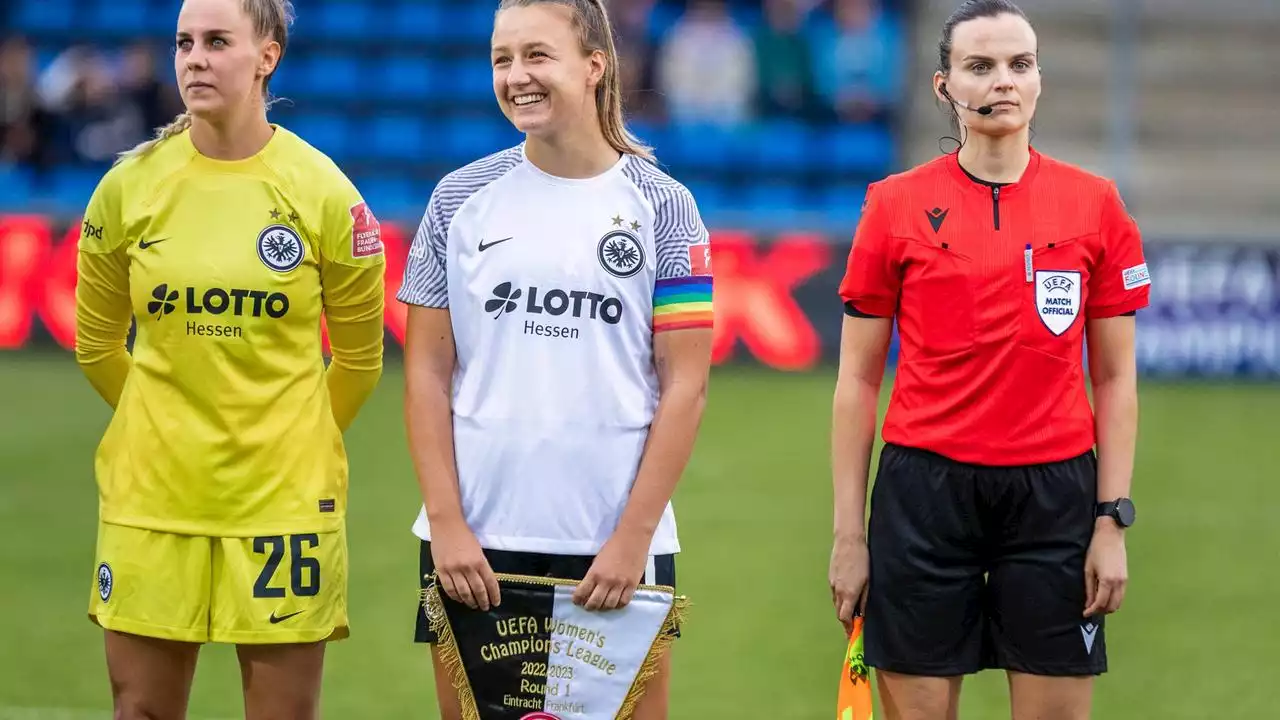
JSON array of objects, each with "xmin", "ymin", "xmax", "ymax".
[
  {"xmin": 1092, "ymin": 376, "xmax": 1138, "ymax": 504},
  {"xmin": 831, "ymin": 316, "xmax": 892, "ymax": 540}
]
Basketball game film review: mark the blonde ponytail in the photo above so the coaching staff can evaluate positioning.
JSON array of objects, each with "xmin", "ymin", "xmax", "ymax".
[
  {"xmin": 589, "ymin": 0, "xmax": 655, "ymax": 162},
  {"xmin": 115, "ymin": 113, "xmax": 192, "ymax": 164}
]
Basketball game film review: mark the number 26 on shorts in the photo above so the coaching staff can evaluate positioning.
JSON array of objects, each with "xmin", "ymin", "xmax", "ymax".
[{"xmin": 253, "ymin": 534, "xmax": 321, "ymax": 598}]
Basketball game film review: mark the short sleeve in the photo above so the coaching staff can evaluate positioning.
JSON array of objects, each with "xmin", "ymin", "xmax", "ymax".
[
  {"xmin": 318, "ymin": 181, "xmax": 386, "ymax": 270},
  {"xmin": 1086, "ymin": 183, "xmax": 1151, "ymax": 319},
  {"xmin": 397, "ymin": 191, "xmax": 449, "ymax": 309},
  {"xmin": 652, "ymin": 185, "xmax": 713, "ymax": 332},
  {"xmin": 837, "ymin": 183, "xmax": 901, "ymax": 318}
]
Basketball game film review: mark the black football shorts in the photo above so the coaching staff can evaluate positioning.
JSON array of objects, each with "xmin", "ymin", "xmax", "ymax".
[
  {"xmin": 414, "ymin": 541, "xmax": 678, "ymax": 644},
  {"xmin": 863, "ymin": 443, "xmax": 1107, "ymax": 677}
]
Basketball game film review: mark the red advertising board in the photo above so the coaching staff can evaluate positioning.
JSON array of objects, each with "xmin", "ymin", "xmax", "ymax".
[{"xmin": 0, "ymin": 214, "xmax": 849, "ymax": 370}]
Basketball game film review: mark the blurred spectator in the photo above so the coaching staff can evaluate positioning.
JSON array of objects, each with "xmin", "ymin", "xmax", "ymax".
[
  {"xmin": 812, "ymin": 0, "xmax": 903, "ymax": 124},
  {"xmin": 0, "ymin": 36, "xmax": 50, "ymax": 169},
  {"xmin": 656, "ymin": 0, "xmax": 756, "ymax": 126},
  {"xmin": 34, "ymin": 41, "xmax": 180, "ymax": 166},
  {"xmin": 754, "ymin": 0, "xmax": 820, "ymax": 121},
  {"xmin": 118, "ymin": 41, "xmax": 183, "ymax": 137},
  {"xmin": 609, "ymin": 0, "xmax": 663, "ymax": 122}
]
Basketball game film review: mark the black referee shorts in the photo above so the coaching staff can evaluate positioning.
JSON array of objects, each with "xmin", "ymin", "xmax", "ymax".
[
  {"xmin": 414, "ymin": 541, "xmax": 679, "ymax": 644},
  {"xmin": 864, "ymin": 443, "xmax": 1107, "ymax": 678}
]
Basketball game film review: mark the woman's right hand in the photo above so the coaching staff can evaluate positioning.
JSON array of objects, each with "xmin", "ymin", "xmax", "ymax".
[
  {"xmin": 829, "ymin": 534, "xmax": 870, "ymax": 635},
  {"xmin": 430, "ymin": 518, "xmax": 501, "ymax": 611}
]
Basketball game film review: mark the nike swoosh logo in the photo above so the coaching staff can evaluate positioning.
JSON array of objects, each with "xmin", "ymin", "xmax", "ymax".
[
  {"xmin": 138, "ymin": 238, "xmax": 170, "ymax": 250},
  {"xmin": 269, "ymin": 610, "xmax": 304, "ymax": 624},
  {"xmin": 478, "ymin": 236, "xmax": 513, "ymax": 252}
]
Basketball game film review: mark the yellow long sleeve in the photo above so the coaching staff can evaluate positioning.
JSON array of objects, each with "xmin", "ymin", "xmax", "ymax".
[
  {"xmin": 321, "ymin": 259, "xmax": 385, "ymax": 432},
  {"xmin": 75, "ymin": 244, "xmax": 134, "ymax": 409}
]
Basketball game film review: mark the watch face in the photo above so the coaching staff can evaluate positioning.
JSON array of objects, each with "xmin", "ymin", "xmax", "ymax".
[{"xmin": 1116, "ymin": 499, "xmax": 1136, "ymax": 526}]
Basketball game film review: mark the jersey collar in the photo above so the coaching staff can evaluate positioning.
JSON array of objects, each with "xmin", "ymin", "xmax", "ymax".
[{"xmin": 946, "ymin": 146, "xmax": 1041, "ymax": 197}]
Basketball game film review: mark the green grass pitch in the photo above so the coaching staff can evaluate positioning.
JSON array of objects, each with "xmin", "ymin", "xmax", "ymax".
[{"xmin": 0, "ymin": 351, "xmax": 1275, "ymax": 718}]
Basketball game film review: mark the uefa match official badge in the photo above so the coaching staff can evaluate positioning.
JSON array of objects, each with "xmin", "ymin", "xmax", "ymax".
[
  {"xmin": 256, "ymin": 224, "xmax": 305, "ymax": 273},
  {"xmin": 1035, "ymin": 270, "xmax": 1082, "ymax": 336}
]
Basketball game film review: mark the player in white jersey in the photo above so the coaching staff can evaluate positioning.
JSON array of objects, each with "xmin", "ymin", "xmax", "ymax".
[{"xmin": 397, "ymin": 1, "xmax": 713, "ymax": 718}]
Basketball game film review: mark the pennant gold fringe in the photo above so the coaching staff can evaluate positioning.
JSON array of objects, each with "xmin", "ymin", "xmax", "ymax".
[
  {"xmin": 419, "ymin": 572, "xmax": 689, "ymax": 720},
  {"xmin": 422, "ymin": 577, "xmax": 481, "ymax": 720},
  {"xmin": 616, "ymin": 592, "xmax": 689, "ymax": 720}
]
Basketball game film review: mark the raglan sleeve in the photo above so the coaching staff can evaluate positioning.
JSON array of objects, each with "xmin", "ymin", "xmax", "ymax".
[
  {"xmin": 396, "ymin": 187, "xmax": 450, "ymax": 309},
  {"xmin": 75, "ymin": 169, "xmax": 135, "ymax": 408},
  {"xmin": 317, "ymin": 177, "xmax": 386, "ymax": 432},
  {"xmin": 1086, "ymin": 182, "xmax": 1151, "ymax": 319},
  {"xmin": 651, "ymin": 184, "xmax": 714, "ymax": 332},
  {"xmin": 838, "ymin": 182, "xmax": 902, "ymax": 318}
]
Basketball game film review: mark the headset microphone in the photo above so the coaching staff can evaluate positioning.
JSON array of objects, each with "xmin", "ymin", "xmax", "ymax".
[{"xmin": 940, "ymin": 84, "xmax": 994, "ymax": 116}]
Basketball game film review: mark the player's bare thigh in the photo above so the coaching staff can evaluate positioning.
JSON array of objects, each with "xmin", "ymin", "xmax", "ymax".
[
  {"xmin": 104, "ymin": 630, "xmax": 201, "ymax": 720},
  {"xmin": 876, "ymin": 671, "xmax": 963, "ymax": 720},
  {"xmin": 630, "ymin": 648, "xmax": 672, "ymax": 720},
  {"xmin": 431, "ymin": 645, "xmax": 466, "ymax": 720},
  {"xmin": 1007, "ymin": 671, "xmax": 1093, "ymax": 720},
  {"xmin": 431, "ymin": 647, "xmax": 672, "ymax": 720},
  {"xmin": 238, "ymin": 641, "xmax": 327, "ymax": 720}
]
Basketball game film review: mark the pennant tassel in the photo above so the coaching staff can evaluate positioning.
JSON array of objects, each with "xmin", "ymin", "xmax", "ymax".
[
  {"xmin": 616, "ymin": 594, "xmax": 690, "ymax": 720},
  {"xmin": 422, "ymin": 578, "xmax": 482, "ymax": 720}
]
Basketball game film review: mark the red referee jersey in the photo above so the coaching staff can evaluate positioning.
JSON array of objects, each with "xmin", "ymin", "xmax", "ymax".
[{"xmin": 839, "ymin": 148, "xmax": 1151, "ymax": 466}]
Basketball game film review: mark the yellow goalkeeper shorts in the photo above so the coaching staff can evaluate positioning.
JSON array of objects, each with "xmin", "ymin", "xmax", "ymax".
[{"xmin": 88, "ymin": 522, "xmax": 349, "ymax": 644}]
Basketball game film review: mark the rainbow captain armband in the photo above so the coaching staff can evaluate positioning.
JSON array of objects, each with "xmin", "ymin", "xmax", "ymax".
[{"xmin": 653, "ymin": 276, "xmax": 713, "ymax": 332}]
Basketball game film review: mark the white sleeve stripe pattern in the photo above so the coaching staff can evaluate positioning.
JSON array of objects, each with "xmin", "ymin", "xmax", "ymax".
[
  {"xmin": 397, "ymin": 147, "xmax": 524, "ymax": 307},
  {"xmin": 621, "ymin": 157, "xmax": 707, "ymax": 281}
]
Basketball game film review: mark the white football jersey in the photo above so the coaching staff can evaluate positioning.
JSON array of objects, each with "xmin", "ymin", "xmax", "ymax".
[{"xmin": 398, "ymin": 146, "xmax": 713, "ymax": 556}]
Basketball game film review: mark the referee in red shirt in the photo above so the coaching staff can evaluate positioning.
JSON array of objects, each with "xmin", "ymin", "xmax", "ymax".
[{"xmin": 829, "ymin": 2, "xmax": 1150, "ymax": 718}]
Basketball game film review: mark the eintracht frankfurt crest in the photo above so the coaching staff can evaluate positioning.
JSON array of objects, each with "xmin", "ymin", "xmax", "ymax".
[{"xmin": 1035, "ymin": 270, "xmax": 1082, "ymax": 336}]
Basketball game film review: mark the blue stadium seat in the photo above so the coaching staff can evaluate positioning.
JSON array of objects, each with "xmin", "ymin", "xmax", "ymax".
[
  {"xmin": 356, "ymin": 174, "xmax": 421, "ymax": 218},
  {"xmin": 52, "ymin": 168, "xmax": 104, "ymax": 209},
  {"xmin": 288, "ymin": 113, "xmax": 349, "ymax": 161},
  {"xmin": 752, "ymin": 120, "xmax": 813, "ymax": 173},
  {"xmin": 382, "ymin": 56, "xmax": 438, "ymax": 101},
  {"xmin": 92, "ymin": 0, "xmax": 150, "ymax": 35},
  {"xmin": 387, "ymin": 1, "xmax": 447, "ymax": 41},
  {"xmin": 823, "ymin": 124, "xmax": 897, "ymax": 176},
  {"xmin": 438, "ymin": 58, "xmax": 495, "ymax": 104},
  {"xmin": 0, "ymin": 165, "xmax": 34, "ymax": 210},
  {"xmin": 14, "ymin": 0, "xmax": 76, "ymax": 32},
  {"xmin": 304, "ymin": 54, "xmax": 362, "ymax": 99},
  {"xmin": 369, "ymin": 115, "xmax": 427, "ymax": 162},
  {"xmin": 664, "ymin": 123, "xmax": 737, "ymax": 171},
  {"xmin": 315, "ymin": 2, "xmax": 376, "ymax": 39}
]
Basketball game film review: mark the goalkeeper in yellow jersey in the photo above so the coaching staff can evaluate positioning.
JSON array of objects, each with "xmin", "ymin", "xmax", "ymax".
[{"xmin": 73, "ymin": 0, "xmax": 384, "ymax": 716}]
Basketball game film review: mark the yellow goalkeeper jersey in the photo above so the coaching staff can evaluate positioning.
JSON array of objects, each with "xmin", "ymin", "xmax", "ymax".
[{"xmin": 74, "ymin": 126, "xmax": 386, "ymax": 537}]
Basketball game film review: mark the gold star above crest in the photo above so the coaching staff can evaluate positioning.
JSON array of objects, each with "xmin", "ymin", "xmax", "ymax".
[
  {"xmin": 269, "ymin": 208, "xmax": 281, "ymax": 220},
  {"xmin": 288, "ymin": 212, "xmax": 299, "ymax": 223},
  {"xmin": 612, "ymin": 215, "xmax": 626, "ymax": 227},
  {"xmin": 630, "ymin": 220, "xmax": 641, "ymax": 231}
]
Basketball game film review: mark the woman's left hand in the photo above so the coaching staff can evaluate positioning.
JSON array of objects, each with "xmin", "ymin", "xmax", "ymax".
[
  {"xmin": 573, "ymin": 528, "xmax": 651, "ymax": 611},
  {"xmin": 1083, "ymin": 519, "xmax": 1128, "ymax": 617}
]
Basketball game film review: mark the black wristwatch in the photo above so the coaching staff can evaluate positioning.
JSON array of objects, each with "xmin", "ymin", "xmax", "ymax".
[{"xmin": 1096, "ymin": 498, "xmax": 1136, "ymax": 528}]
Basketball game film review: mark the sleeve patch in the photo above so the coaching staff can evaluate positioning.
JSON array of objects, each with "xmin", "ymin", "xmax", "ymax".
[
  {"xmin": 1122, "ymin": 263, "xmax": 1150, "ymax": 290},
  {"xmin": 350, "ymin": 202, "xmax": 384, "ymax": 258},
  {"xmin": 689, "ymin": 242, "xmax": 712, "ymax": 276}
]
